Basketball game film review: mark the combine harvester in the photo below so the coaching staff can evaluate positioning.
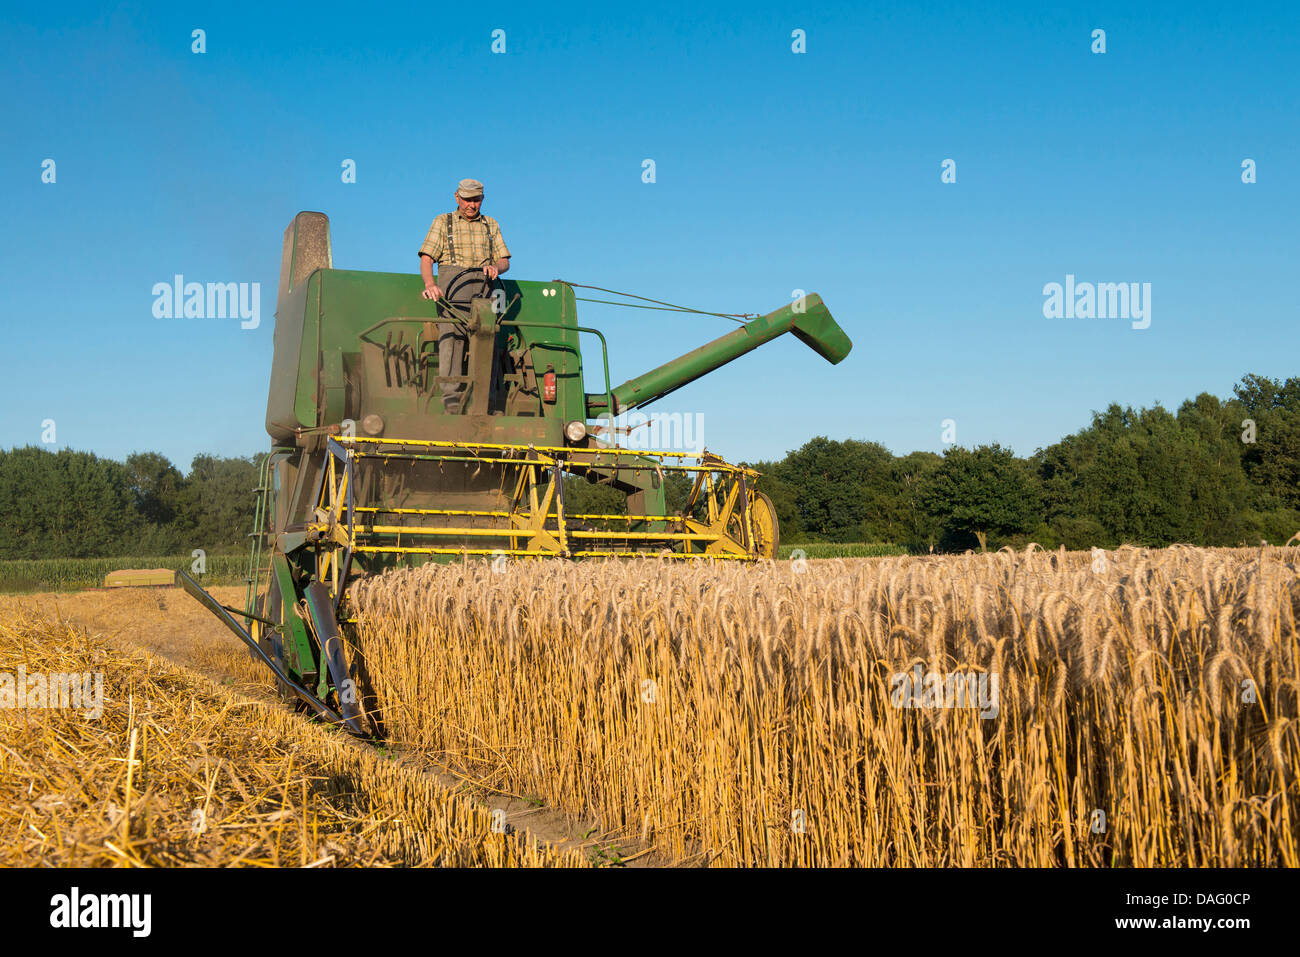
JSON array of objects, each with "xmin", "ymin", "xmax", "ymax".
[{"xmin": 180, "ymin": 211, "xmax": 852, "ymax": 735}]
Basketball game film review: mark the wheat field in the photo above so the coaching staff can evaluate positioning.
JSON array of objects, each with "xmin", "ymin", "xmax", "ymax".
[{"xmin": 350, "ymin": 545, "xmax": 1300, "ymax": 867}]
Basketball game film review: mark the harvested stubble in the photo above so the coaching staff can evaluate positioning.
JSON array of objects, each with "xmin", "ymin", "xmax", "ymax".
[
  {"xmin": 0, "ymin": 611, "xmax": 585, "ymax": 867},
  {"xmin": 350, "ymin": 545, "xmax": 1300, "ymax": 867}
]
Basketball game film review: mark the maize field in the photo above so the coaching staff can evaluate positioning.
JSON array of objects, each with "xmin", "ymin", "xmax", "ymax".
[
  {"xmin": 0, "ymin": 555, "xmax": 247, "ymax": 593},
  {"xmin": 351, "ymin": 545, "xmax": 1300, "ymax": 867}
]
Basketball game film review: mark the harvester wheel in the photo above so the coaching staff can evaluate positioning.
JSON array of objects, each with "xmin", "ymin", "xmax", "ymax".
[
  {"xmin": 748, "ymin": 492, "xmax": 780, "ymax": 559},
  {"xmin": 254, "ymin": 577, "xmax": 297, "ymax": 706}
]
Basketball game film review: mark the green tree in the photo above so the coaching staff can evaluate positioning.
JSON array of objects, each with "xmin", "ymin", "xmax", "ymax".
[
  {"xmin": 1175, "ymin": 393, "xmax": 1252, "ymax": 543},
  {"xmin": 922, "ymin": 444, "xmax": 1039, "ymax": 551},
  {"xmin": 773, "ymin": 437, "xmax": 894, "ymax": 542},
  {"xmin": 886, "ymin": 451, "xmax": 943, "ymax": 549},
  {"xmin": 178, "ymin": 453, "xmax": 265, "ymax": 552},
  {"xmin": 0, "ymin": 446, "xmax": 140, "ymax": 558},
  {"xmin": 1037, "ymin": 399, "xmax": 1257, "ymax": 548},
  {"xmin": 1234, "ymin": 373, "xmax": 1300, "ymax": 510},
  {"xmin": 125, "ymin": 451, "xmax": 186, "ymax": 527}
]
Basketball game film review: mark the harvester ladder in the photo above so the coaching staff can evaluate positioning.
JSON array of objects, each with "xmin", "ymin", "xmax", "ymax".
[{"xmin": 244, "ymin": 448, "xmax": 295, "ymax": 619}]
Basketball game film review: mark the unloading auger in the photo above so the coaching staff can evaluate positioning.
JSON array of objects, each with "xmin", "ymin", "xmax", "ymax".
[{"xmin": 178, "ymin": 211, "xmax": 853, "ymax": 735}]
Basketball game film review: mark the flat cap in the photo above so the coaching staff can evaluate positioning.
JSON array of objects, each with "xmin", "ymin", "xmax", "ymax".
[{"xmin": 457, "ymin": 178, "xmax": 484, "ymax": 198}]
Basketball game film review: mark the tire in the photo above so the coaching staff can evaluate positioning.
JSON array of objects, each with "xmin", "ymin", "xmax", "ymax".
[
  {"xmin": 726, "ymin": 491, "xmax": 781, "ymax": 559},
  {"xmin": 749, "ymin": 492, "xmax": 780, "ymax": 559}
]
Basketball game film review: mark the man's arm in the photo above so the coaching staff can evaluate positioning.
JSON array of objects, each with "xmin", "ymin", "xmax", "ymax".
[
  {"xmin": 419, "ymin": 253, "xmax": 441, "ymax": 300},
  {"xmin": 419, "ymin": 216, "xmax": 445, "ymax": 300},
  {"xmin": 483, "ymin": 218, "xmax": 511, "ymax": 280}
]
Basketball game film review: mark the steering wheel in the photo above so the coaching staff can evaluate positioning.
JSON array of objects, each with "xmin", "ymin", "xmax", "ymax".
[{"xmin": 430, "ymin": 267, "xmax": 494, "ymax": 328}]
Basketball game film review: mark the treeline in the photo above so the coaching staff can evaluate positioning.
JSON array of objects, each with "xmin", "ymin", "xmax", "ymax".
[
  {"xmin": 0, "ymin": 449, "xmax": 263, "ymax": 559},
  {"xmin": 3, "ymin": 373, "xmax": 1297, "ymax": 558},
  {"xmin": 752, "ymin": 374, "xmax": 1300, "ymax": 551}
]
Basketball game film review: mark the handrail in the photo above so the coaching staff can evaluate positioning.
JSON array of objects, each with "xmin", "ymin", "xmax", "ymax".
[{"xmin": 500, "ymin": 320, "xmax": 612, "ymax": 428}]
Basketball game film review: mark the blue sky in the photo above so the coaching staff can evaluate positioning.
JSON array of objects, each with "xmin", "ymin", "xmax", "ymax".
[{"xmin": 2, "ymin": 0, "xmax": 1296, "ymax": 470}]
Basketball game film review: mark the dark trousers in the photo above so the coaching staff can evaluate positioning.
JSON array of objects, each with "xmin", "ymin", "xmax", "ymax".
[
  {"xmin": 434, "ymin": 265, "xmax": 490, "ymax": 414},
  {"xmin": 436, "ymin": 321, "xmax": 468, "ymax": 413}
]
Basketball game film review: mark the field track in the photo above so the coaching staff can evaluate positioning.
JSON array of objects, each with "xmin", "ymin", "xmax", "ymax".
[{"xmin": 0, "ymin": 589, "xmax": 608, "ymax": 866}]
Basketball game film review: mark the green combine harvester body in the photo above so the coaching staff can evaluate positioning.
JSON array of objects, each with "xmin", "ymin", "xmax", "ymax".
[{"xmin": 179, "ymin": 211, "xmax": 852, "ymax": 736}]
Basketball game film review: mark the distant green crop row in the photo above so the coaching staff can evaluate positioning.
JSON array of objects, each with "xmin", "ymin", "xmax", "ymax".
[
  {"xmin": 775, "ymin": 542, "xmax": 908, "ymax": 559},
  {"xmin": 0, "ymin": 547, "xmax": 909, "ymax": 592},
  {"xmin": 0, "ymin": 555, "xmax": 250, "ymax": 593}
]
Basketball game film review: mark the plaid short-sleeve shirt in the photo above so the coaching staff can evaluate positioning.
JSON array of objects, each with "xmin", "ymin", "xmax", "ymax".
[{"xmin": 418, "ymin": 211, "xmax": 510, "ymax": 268}]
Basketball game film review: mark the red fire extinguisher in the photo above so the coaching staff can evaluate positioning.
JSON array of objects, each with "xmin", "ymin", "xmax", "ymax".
[{"xmin": 543, "ymin": 365, "xmax": 557, "ymax": 403}]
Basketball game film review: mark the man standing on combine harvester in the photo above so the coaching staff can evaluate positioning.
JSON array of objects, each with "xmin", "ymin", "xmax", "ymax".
[{"xmin": 418, "ymin": 178, "xmax": 512, "ymax": 413}]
